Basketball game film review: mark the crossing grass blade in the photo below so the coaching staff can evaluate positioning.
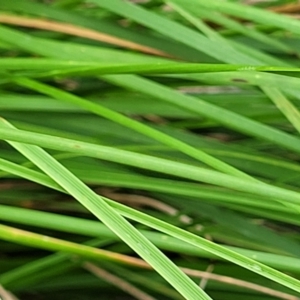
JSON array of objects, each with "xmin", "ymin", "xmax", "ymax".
[
  {"xmin": 0, "ymin": 146, "xmax": 300, "ymax": 293},
  {"xmin": 0, "ymin": 154, "xmax": 298, "ymax": 217},
  {"xmin": 2, "ymin": 22, "xmax": 300, "ymax": 156},
  {"xmin": 1, "ymin": 124, "xmax": 300, "ymax": 205},
  {"xmin": 0, "ymin": 120, "xmax": 212, "ymax": 300},
  {"xmin": 13, "ymin": 77, "xmax": 251, "ymax": 179},
  {"xmin": 1, "ymin": 203, "xmax": 300, "ymax": 274},
  {"xmin": 87, "ymin": 0, "xmax": 266, "ymax": 65},
  {"xmin": 168, "ymin": 0, "xmax": 300, "ymax": 36},
  {"xmin": 0, "ymin": 224, "xmax": 142, "ymax": 269},
  {"xmin": 100, "ymin": 74, "xmax": 300, "ymax": 154}
]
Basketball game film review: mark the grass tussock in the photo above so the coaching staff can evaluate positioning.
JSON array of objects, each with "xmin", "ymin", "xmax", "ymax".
[{"xmin": 0, "ymin": 0, "xmax": 300, "ymax": 299}]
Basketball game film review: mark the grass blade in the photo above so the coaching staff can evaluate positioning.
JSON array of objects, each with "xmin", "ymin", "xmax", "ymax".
[{"xmin": 0, "ymin": 118, "xmax": 212, "ymax": 300}]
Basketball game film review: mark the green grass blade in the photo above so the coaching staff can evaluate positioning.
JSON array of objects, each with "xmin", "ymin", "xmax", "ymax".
[
  {"xmin": 0, "ymin": 238, "xmax": 108, "ymax": 288},
  {"xmin": 14, "ymin": 77, "xmax": 252, "ymax": 179},
  {"xmin": 1, "ymin": 124, "xmax": 300, "ymax": 206},
  {"xmin": 2, "ymin": 25, "xmax": 300, "ymax": 156},
  {"xmin": 101, "ymin": 74, "xmax": 300, "ymax": 155},
  {"xmin": 0, "ymin": 119, "xmax": 211, "ymax": 300},
  {"xmin": 0, "ymin": 156, "xmax": 294, "ymax": 216},
  {"xmin": 170, "ymin": 0, "xmax": 300, "ymax": 36},
  {"xmin": 191, "ymin": 9, "xmax": 294, "ymax": 54},
  {"xmin": 0, "ymin": 224, "xmax": 133, "ymax": 267},
  {"xmin": 1, "ymin": 203, "xmax": 300, "ymax": 274},
  {"xmin": 88, "ymin": 0, "xmax": 261, "ymax": 64},
  {"xmin": 4, "ymin": 58, "xmax": 300, "ymax": 74},
  {"xmin": 0, "ymin": 24, "xmax": 165, "ymax": 64},
  {"xmin": 1, "ymin": 155, "xmax": 300, "ymax": 293},
  {"xmin": 261, "ymin": 86, "xmax": 300, "ymax": 134}
]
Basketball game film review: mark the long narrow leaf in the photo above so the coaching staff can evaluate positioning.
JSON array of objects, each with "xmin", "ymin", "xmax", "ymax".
[{"xmin": 0, "ymin": 119, "xmax": 210, "ymax": 300}]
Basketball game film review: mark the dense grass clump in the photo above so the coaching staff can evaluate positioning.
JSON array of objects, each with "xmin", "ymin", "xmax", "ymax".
[{"xmin": 1, "ymin": 0, "xmax": 300, "ymax": 299}]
